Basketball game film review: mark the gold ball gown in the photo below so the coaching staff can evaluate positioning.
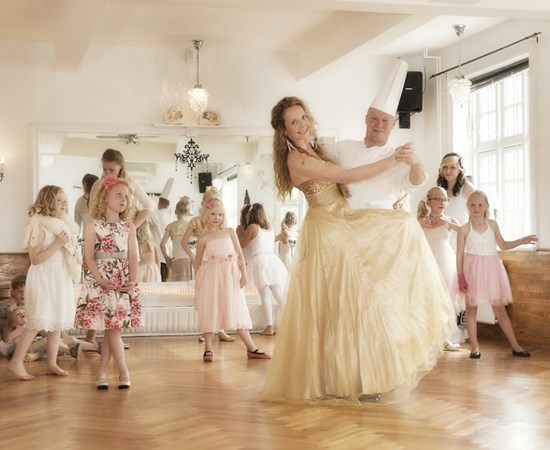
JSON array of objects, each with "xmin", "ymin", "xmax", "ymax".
[{"xmin": 261, "ymin": 179, "xmax": 458, "ymax": 404}]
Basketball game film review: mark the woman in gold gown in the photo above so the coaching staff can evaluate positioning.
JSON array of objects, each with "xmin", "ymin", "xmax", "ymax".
[{"xmin": 260, "ymin": 97, "xmax": 457, "ymax": 404}]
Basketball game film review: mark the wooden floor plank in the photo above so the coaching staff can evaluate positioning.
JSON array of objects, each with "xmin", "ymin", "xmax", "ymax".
[{"xmin": 1, "ymin": 335, "xmax": 549, "ymax": 450}]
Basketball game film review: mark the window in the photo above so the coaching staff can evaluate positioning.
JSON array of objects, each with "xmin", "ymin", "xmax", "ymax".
[{"xmin": 455, "ymin": 60, "xmax": 531, "ymax": 240}]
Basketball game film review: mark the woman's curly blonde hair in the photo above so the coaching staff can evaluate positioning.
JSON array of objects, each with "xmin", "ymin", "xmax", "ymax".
[
  {"xmin": 90, "ymin": 177, "xmax": 134, "ymax": 221},
  {"xmin": 271, "ymin": 96, "xmax": 336, "ymax": 200}
]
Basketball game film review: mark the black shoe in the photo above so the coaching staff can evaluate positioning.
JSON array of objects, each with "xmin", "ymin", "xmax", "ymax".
[
  {"xmin": 512, "ymin": 350, "xmax": 531, "ymax": 358},
  {"xmin": 469, "ymin": 351, "xmax": 481, "ymax": 359}
]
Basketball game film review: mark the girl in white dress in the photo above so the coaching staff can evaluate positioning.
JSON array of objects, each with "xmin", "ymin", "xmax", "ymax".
[
  {"xmin": 238, "ymin": 203, "xmax": 288, "ymax": 336},
  {"xmin": 417, "ymin": 186, "xmax": 463, "ymax": 350},
  {"xmin": 277, "ymin": 211, "xmax": 299, "ymax": 270},
  {"xmin": 7, "ymin": 185, "xmax": 81, "ymax": 380}
]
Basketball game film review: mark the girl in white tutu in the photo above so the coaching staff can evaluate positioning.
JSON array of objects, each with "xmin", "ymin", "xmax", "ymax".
[
  {"xmin": 237, "ymin": 203, "xmax": 288, "ymax": 336},
  {"xmin": 456, "ymin": 190, "xmax": 537, "ymax": 359}
]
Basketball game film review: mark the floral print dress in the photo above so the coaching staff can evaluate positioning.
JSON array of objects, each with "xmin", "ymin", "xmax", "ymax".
[{"xmin": 74, "ymin": 220, "xmax": 142, "ymax": 330}]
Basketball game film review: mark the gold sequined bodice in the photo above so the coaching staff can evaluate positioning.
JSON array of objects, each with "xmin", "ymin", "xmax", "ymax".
[{"xmin": 297, "ymin": 179, "xmax": 346, "ymax": 208}]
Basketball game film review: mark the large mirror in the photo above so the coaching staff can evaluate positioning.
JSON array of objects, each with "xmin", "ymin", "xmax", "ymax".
[{"xmin": 34, "ymin": 124, "xmax": 276, "ymax": 231}]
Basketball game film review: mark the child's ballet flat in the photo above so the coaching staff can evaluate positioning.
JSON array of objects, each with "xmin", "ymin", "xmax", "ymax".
[
  {"xmin": 118, "ymin": 376, "xmax": 131, "ymax": 389},
  {"xmin": 96, "ymin": 376, "xmax": 109, "ymax": 389},
  {"xmin": 469, "ymin": 351, "xmax": 481, "ymax": 359},
  {"xmin": 512, "ymin": 350, "xmax": 531, "ymax": 358}
]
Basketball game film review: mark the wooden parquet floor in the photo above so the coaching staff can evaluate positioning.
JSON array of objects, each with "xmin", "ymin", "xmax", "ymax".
[{"xmin": 1, "ymin": 335, "xmax": 549, "ymax": 450}]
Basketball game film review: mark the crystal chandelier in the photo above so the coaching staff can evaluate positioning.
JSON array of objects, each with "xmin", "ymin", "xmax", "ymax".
[
  {"xmin": 187, "ymin": 40, "xmax": 209, "ymax": 115},
  {"xmin": 174, "ymin": 138, "xmax": 209, "ymax": 182},
  {"xmin": 448, "ymin": 24, "xmax": 472, "ymax": 108}
]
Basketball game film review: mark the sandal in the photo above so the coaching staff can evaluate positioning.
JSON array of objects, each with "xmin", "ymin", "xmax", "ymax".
[
  {"xmin": 203, "ymin": 350, "xmax": 213, "ymax": 362},
  {"xmin": 69, "ymin": 343, "xmax": 80, "ymax": 359},
  {"xmin": 247, "ymin": 349, "xmax": 271, "ymax": 360}
]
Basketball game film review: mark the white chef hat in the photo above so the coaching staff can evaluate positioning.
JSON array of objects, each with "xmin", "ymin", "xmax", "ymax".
[
  {"xmin": 160, "ymin": 178, "xmax": 174, "ymax": 199},
  {"xmin": 370, "ymin": 59, "xmax": 409, "ymax": 116}
]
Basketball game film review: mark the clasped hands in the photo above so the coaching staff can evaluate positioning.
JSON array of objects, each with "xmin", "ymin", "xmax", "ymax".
[
  {"xmin": 99, "ymin": 278, "xmax": 136, "ymax": 292},
  {"xmin": 393, "ymin": 142, "xmax": 420, "ymax": 165}
]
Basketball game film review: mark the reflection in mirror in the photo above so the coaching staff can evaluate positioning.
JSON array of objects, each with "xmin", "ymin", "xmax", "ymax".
[{"xmin": 34, "ymin": 126, "xmax": 272, "ymax": 229}]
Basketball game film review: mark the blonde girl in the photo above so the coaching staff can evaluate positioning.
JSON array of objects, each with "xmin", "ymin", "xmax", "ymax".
[
  {"xmin": 137, "ymin": 220, "xmax": 162, "ymax": 283},
  {"xmin": 161, "ymin": 196, "xmax": 193, "ymax": 281},
  {"xmin": 194, "ymin": 198, "xmax": 270, "ymax": 362},
  {"xmin": 7, "ymin": 186, "xmax": 81, "ymax": 380},
  {"xmin": 456, "ymin": 190, "xmax": 537, "ymax": 359},
  {"xmin": 181, "ymin": 187, "xmax": 234, "ymax": 342},
  {"xmin": 74, "ymin": 175, "xmax": 142, "ymax": 389}
]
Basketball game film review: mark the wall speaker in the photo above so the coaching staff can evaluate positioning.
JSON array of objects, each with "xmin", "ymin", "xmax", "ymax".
[
  {"xmin": 397, "ymin": 71, "xmax": 423, "ymax": 113},
  {"xmin": 198, "ymin": 172, "xmax": 212, "ymax": 193}
]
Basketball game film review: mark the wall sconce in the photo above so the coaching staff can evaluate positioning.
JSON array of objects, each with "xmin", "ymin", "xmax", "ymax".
[
  {"xmin": 448, "ymin": 24, "xmax": 472, "ymax": 107},
  {"xmin": 0, "ymin": 156, "xmax": 4, "ymax": 182},
  {"xmin": 187, "ymin": 39, "xmax": 209, "ymax": 116}
]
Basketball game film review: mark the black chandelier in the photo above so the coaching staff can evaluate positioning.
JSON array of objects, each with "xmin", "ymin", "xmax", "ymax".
[{"xmin": 174, "ymin": 138, "xmax": 209, "ymax": 182}]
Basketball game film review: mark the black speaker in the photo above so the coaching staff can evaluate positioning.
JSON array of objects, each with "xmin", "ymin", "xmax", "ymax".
[
  {"xmin": 198, "ymin": 172, "xmax": 212, "ymax": 193},
  {"xmin": 397, "ymin": 71, "xmax": 423, "ymax": 113}
]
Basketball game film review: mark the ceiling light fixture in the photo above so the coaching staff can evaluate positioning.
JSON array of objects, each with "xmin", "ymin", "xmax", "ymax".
[
  {"xmin": 187, "ymin": 39, "xmax": 209, "ymax": 116},
  {"xmin": 174, "ymin": 137, "xmax": 210, "ymax": 182},
  {"xmin": 448, "ymin": 24, "xmax": 472, "ymax": 108}
]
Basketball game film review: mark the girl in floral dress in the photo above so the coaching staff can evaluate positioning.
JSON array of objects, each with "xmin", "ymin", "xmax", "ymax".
[
  {"xmin": 194, "ymin": 198, "xmax": 270, "ymax": 363},
  {"xmin": 74, "ymin": 175, "xmax": 142, "ymax": 389}
]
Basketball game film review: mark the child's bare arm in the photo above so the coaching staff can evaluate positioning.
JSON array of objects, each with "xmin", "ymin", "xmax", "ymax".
[{"xmin": 83, "ymin": 222, "xmax": 117, "ymax": 290}]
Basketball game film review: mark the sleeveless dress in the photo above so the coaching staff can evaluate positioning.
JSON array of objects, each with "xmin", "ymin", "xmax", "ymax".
[
  {"xmin": 278, "ymin": 226, "xmax": 299, "ymax": 270},
  {"xmin": 25, "ymin": 227, "xmax": 76, "ymax": 331},
  {"xmin": 249, "ymin": 229, "xmax": 288, "ymax": 289},
  {"xmin": 166, "ymin": 219, "xmax": 192, "ymax": 281},
  {"xmin": 461, "ymin": 221, "xmax": 513, "ymax": 307},
  {"xmin": 422, "ymin": 223, "xmax": 462, "ymax": 313},
  {"xmin": 194, "ymin": 233, "xmax": 252, "ymax": 332},
  {"xmin": 74, "ymin": 220, "xmax": 142, "ymax": 330},
  {"xmin": 445, "ymin": 192, "xmax": 469, "ymax": 252},
  {"xmin": 138, "ymin": 240, "xmax": 161, "ymax": 283},
  {"xmin": 261, "ymin": 180, "xmax": 457, "ymax": 404}
]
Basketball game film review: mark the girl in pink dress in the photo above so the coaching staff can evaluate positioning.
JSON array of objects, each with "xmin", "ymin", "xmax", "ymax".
[
  {"xmin": 75, "ymin": 175, "xmax": 142, "ymax": 389},
  {"xmin": 194, "ymin": 198, "xmax": 270, "ymax": 363},
  {"xmin": 456, "ymin": 190, "xmax": 537, "ymax": 359}
]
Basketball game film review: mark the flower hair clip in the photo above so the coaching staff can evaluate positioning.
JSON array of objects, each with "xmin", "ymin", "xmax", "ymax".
[
  {"xmin": 102, "ymin": 174, "xmax": 118, "ymax": 189},
  {"xmin": 206, "ymin": 199, "xmax": 219, "ymax": 209}
]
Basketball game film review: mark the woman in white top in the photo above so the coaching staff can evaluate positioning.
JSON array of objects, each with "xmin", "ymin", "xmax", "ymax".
[
  {"xmin": 238, "ymin": 203, "xmax": 288, "ymax": 336},
  {"xmin": 436, "ymin": 153, "xmax": 475, "ymax": 250},
  {"xmin": 74, "ymin": 173, "xmax": 99, "ymax": 237}
]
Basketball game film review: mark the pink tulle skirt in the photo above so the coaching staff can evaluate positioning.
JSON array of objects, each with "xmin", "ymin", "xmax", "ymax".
[{"xmin": 461, "ymin": 254, "xmax": 513, "ymax": 307}]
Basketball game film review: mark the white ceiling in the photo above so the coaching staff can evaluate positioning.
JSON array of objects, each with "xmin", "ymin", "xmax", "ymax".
[{"xmin": 1, "ymin": 0, "xmax": 548, "ymax": 74}]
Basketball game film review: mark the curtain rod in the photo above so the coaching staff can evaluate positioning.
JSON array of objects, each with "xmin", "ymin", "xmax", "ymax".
[{"xmin": 429, "ymin": 32, "xmax": 541, "ymax": 80}]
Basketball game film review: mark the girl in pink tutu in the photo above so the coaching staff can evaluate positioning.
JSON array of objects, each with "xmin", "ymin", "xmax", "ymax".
[
  {"xmin": 456, "ymin": 190, "xmax": 537, "ymax": 359},
  {"xmin": 194, "ymin": 198, "xmax": 270, "ymax": 363}
]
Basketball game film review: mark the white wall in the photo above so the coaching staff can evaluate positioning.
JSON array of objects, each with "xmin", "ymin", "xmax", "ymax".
[{"xmin": 0, "ymin": 40, "xmax": 428, "ymax": 251}]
